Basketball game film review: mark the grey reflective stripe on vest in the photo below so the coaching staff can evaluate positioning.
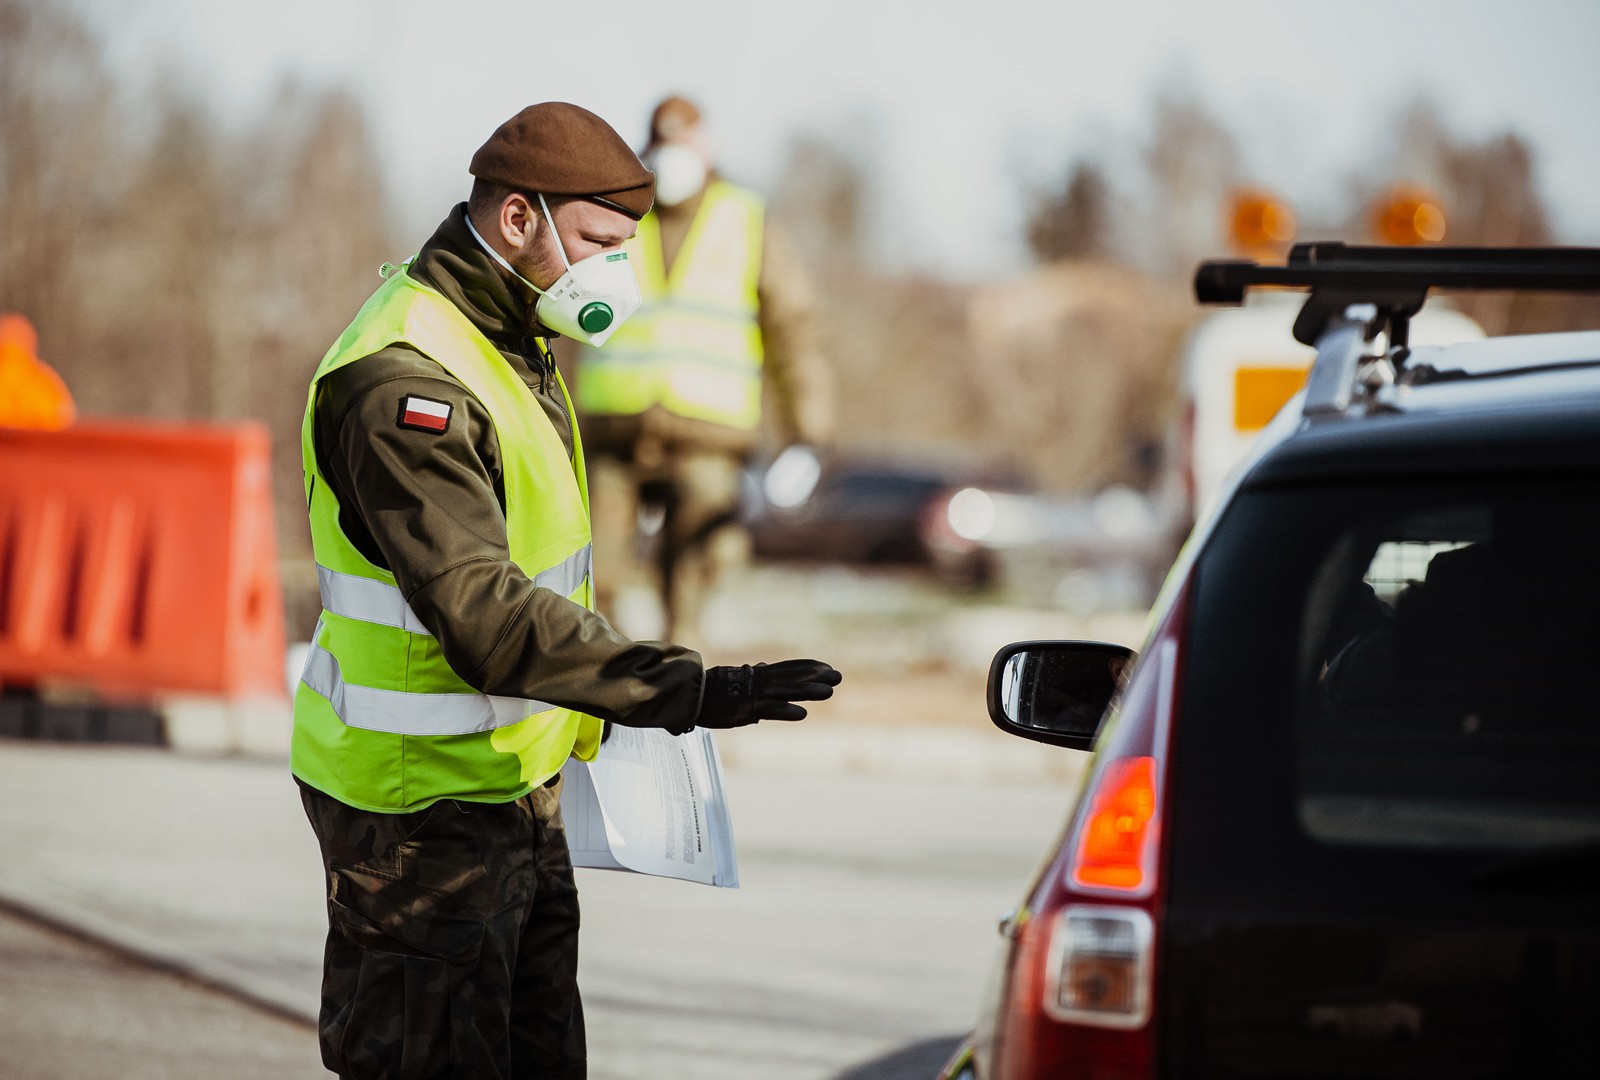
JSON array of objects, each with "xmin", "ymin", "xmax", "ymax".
[
  {"xmin": 529, "ymin": 543, "xmax": 593, "ymax": 600},
  {"xmin": 317, "ymin": 566, "xmax": 432, "ymax": 635},
  {"xmin": 299, "ymin": 638, "xmax": 554, "ymax": 736},
  {"xmin": 315, "ymin": 543, "xmax": 592, "ymax": 637}
]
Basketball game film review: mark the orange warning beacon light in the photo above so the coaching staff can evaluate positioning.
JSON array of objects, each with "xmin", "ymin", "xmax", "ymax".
[
  {"xmin": 1228, "ymin": 189, "xmax": 1298, "ymax": 263},
  {"xmin": 0, "ymin": 313, "xmax": 76, "ymax": 431},
  {"xmin": 1373, "ymin": 186, "xmax": 1448, "ymax": 246}
]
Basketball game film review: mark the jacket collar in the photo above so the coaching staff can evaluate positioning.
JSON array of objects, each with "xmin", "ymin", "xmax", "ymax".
[{"xmin": 409, "ymin": 203, "xmax": 546, "ymax": 356}]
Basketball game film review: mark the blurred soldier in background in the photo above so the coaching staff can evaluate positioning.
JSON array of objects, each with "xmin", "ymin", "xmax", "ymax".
[
  {"xmin": 0, "ymin": 314, "xmax": 75, "ymax": 430},
  {"xmin": 574, "ymin": 95, "xmax": 833, "ymax": 648}
]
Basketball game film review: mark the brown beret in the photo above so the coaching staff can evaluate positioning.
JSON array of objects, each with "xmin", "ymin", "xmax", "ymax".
[
  {"xmin": 470, "ymin": 102, "xmax": 654, "ymax": 220},
  {"xmin": 648, "ymin": 95, "xmax": 702, "ymax": 148}
]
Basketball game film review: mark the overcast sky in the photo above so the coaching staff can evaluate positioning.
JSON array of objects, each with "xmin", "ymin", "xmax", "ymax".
[{"xmin": 67, "ymin": 0, "xmax": 1600, "ymax": 278}]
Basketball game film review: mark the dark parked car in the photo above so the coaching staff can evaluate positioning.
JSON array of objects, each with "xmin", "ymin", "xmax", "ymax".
[
  {"xmin": 744, "ymin": 453, "xmax": 1170, "ymax": 602},
  {"xmin": 940, "ymin": 244, "xmax": 1600, "ymax": 1079},
  {"xmin": 744, "ymin": 454, "xmax": 1028, "ymax": 584}
]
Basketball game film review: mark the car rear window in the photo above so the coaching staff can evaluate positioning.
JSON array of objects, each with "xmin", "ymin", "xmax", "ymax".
[
  {"xmin": 1170, "ymin": 474, "xmax": 1600, "ymax": 907},
  {"xmin": 1298, "ymin": 492, "xmax": 1600, "ymax": 852}
]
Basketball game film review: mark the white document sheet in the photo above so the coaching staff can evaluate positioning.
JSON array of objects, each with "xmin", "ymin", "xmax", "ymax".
[{"xmin": 561, "ymin": 725, "xmax": 739, "ymax": 889}]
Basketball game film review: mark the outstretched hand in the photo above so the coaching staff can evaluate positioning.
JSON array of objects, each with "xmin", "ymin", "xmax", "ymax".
[{"xmin": 692, "ymin": 659, "xmax": 842, "ymax": 729}]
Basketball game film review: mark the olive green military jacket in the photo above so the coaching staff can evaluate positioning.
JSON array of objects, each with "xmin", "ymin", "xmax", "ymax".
[{"xmin": 310, "ymin": 204, "xmax": 703, "ymax": 727}]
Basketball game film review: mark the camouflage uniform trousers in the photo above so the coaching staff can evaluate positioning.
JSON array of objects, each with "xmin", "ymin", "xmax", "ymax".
[
  {"xmin": 298, "ymin": 776, "xmax": 584, "ymax": 1079},
  {"xmin": 590, "ymin": 446, "xmax": 747, "ymax": 649}
]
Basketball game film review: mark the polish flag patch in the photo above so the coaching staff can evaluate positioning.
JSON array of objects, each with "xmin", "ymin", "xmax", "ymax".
[{"xmin": 397, "ymin": 395, "xmax": 452, "ymax": 434}]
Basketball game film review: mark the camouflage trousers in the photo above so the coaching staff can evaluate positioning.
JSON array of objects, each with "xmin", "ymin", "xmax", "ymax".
[
  {"xmin": 298, "ymin": 778, "xmax": 584, "ymax": 1080},
  {"xmin": 590, "ymin": 447, "xmax": 747, "ymax": 649}
]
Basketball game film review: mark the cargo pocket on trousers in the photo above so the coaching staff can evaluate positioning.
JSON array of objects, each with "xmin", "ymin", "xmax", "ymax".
[{"xmin": 328, "ymin": 861, "xmax": 485, "ymax": 965}]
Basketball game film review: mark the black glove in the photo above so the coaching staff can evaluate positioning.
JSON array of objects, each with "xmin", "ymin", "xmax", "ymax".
[{"xmin": 691, "ymin": 659, "xmax": 842, "ymax": 730}]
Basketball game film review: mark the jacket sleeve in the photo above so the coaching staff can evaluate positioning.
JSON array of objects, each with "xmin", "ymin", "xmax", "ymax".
[
  {"xmin": 757, "ymin": 219, "xmax": 835, "ymax": 447},
  {"xmin": 319, "ymin": 357, "xmax": 705, "ymax": 729}
]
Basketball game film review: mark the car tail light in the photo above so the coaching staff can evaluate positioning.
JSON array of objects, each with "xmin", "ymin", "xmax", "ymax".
[
  {"xmin": 1045, "ymin": 906, "xmax": 1154, "ymax": 1026},
  {"xmin": 992, "ymin": 581, "xmax": 1190, "ymax": 1080},
  {"xmin": 1072, "ymin": 757, "xmax": 1158, "ymax": 891},
  {"xmin": 997, "ymin": 909, "xmax": 1156, "ymax": 1079}
]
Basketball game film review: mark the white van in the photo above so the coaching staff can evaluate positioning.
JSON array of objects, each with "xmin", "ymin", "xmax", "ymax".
[{"xmin": 1174, "ymin": 291, "xmax": 1483, "ymax": 523}]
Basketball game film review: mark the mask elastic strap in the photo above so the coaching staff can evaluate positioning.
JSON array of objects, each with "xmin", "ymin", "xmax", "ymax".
[
  {"xmin": 537, "ymin": 193, "xmax": 573, "ymax": 272},
  {"xmin": 463, "ymin": 211, "xmax": 547, "ymax": 297}
]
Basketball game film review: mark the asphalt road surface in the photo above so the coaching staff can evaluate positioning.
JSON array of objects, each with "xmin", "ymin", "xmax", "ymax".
[
  {"xmin": 0, "ymin": 901, "xmax": 966, "ymax": 1080},
  {"xmin": 0, "ymin": 905, "xmax": 324, "ymax": 1080},
  {"xmin": 0, "ymin": 743, "xmax": 1086, "ymax": 1079}
]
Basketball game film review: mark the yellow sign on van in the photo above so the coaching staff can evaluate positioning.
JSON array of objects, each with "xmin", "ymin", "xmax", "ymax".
[{"xmin": 1234, "ymin": 365, "xmax": 1310, "ymax": 431}]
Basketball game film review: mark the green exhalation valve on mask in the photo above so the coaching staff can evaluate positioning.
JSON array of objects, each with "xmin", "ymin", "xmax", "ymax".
[{"xmin": 577, "ymin": 302, "xmax": 614, "ymax": 333}]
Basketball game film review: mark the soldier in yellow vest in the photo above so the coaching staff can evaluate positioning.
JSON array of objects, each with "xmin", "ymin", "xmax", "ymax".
[
  {"xmin": 294, "ymin": 103, "xmax": 840, "ymax": 1080},
  {"xmin": 574, "ymin": 96, "xmax": 833, "ymax": 647}
]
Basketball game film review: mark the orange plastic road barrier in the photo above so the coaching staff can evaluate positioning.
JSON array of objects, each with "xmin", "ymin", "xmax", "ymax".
[{"xmin": 0, "ymin": 420, "xmax": 286, "ymax": 699}]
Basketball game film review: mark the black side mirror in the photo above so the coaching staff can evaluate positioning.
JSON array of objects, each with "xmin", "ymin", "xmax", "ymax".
[{"xmin": 987, "ymin": 640, "xmax": 1136, "ymax": 751}]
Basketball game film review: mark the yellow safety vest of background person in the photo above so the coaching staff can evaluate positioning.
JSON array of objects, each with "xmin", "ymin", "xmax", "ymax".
[
  {"xmin": 292, "ymin": 267, "xmax": 603, "ymax": 814},
  {"xmin": 575, "ymin": 179, "xmax": 766, "ymax": 431}
]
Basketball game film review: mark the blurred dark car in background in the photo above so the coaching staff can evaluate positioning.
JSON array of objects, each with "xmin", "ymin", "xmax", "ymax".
[
  {"xmin": 744, "ymin": 451, "xmax": 1173, "ymax": 607},
  {"xmin": 743, "ymin": 454, "xmax": 1028, "ymax": 585},
  {"xmin": 941, "ymin": 485, "xmax": 1173, "ymax": 612}
]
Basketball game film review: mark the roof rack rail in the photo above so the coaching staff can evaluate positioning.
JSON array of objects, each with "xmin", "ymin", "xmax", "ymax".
[
  {"xmin": 1195, "ymin": 242, "xmax": 1600, "ymax": 347},
  {"xmin": 1194, "ymin": 244, "xmax": 1600, "ymax": 420}
]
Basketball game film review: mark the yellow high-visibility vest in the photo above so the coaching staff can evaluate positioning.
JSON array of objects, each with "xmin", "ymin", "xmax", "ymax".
[
  {"xmin": 293, "ymin": 265, "xmax": 603, "ymax": 814},
  {"xmin": 577, "ymin": 180, "xmax": 765, "ymax": 431}
]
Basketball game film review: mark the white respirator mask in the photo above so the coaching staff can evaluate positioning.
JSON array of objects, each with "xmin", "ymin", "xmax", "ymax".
[
  {"xmin": 467, "ymin": 193, "xmax": 642, "ymax": 347},
  {"xmin": 648, "ymin": 144, "xmax": 709, "ymax": 207}
]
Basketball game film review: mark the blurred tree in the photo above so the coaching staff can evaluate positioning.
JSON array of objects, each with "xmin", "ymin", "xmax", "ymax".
[
  {"xmin": 989, "ymin": 88, "xmax": 1242, "ymax": 493},
  {"xmin": 965, "ymin": 263, "xmax": 1189, "ymax": 492},
  {"xmin": 1383, "ymin": 100, "xmax": 1552, "ymax": 248},
  {"xmin": 1026, "ymin": 160, "xmax": 1115, "ymax": 263},
  {"xmin": 764, "ymin": 127, "xmax": 998, "ymax": 462},
  {"xmin": 120, "ymin": 92, "xmax": 228, "ymax": 419},
  {"xmin": 1142, "ymin": 86, "xmax": 1242, "ymax": 279},
  {"xmin": 769, "ymin": 130, "xmax": 871, "ymax": 268},
  {"xmin": 1359, "ymin": 100, "xmax": 1590, "ymax": 334},
  {"xmin": 0, "ymin": 1, "xmax": 396, "ymax": 619},
  {"xmin": 0, "ymin": 0, "xmax": 122, "ymax": 366}
]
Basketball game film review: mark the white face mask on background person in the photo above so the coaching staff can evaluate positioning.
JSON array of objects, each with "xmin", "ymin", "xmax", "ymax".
[
  {"xmin": 467, "ymin": 194, "xmax": 643, "ymax": 346},
  {"xmin": 648, "ymin": 143, "xmax": 708, "ymax": 207}
]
